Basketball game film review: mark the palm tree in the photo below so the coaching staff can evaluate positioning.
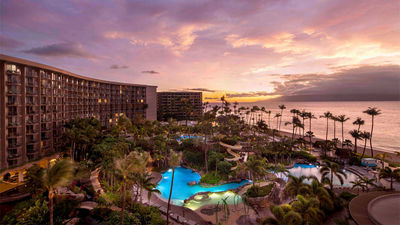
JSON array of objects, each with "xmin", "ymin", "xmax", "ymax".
[
  {"xmin": 299, "ymin": 110, "xmax": 307, "ymax": 137},
  {"xmin": 278, "ymin": 104, "xmax": 286, "ymax": 131},
  {"xmin": 353, "ymin": 117, "xmax": 365, "ymax": 132},
  {"xmin": 245, "ymin": 156, "xmax": 268, "ymax": 192},
  {"xmin": 351, "ymin": 179, "xmax": 366, "ymax": 193},
  {"xmin": 320, "ymin": 111, "xmax": 332, "ymax": 141},
  {"xmin": 291, "ymin": 195, "xmax": 325, "ymax": 225},
  {"xmin": 349, "ymin": 129, "xmax": 362, "ymax": 153},
  {"xmin": 266, "ymin": 110, "xmax": 272, "ymax": 128},
  {"xmin": 360, "ymin": 131, "xmax": 371, "ymax": 158},
  {"xmin": 319, "ymin": 160, "xmax": 347, "ymax": 190},
  {"xmin": 274, "ymin": 113, "xmax": 281, "ymax": 130},
  {"xmin": 336, "ymin": 115, "xmax": 350, "ymax": 148},
  {"xmin": 285, "ymin": 175, "xmax": 310, "ymax": 197},
  {"xmin": 331, "ymin": 115, "xmax": 338, "ymax": 140},
  {"xmin": 305, "ymin": 131, "xmax": 315, "ymax": 151},
  {"xmin": 166, "ymin": 150, "xmax": 182, "ymax": 225},
  {"xmin": 115, "ymin": 151, "xmax": 148, "ymax": 225},
  {"xmin": 360, "ymin": 177, "xmax": 376, "ymax": 192},
  {"xmin": 307, "ymin": 179, "xmax": 333, "ymax": 211},
  {"xmin": 42, "ymin": 159, "xmax": 75, "ymax": 225},
  {"xmin": 261, "ymin": 204, "xmax": 303, "ymax": 225},
  {"xmin": 379, "ymin": 167, "xmax": 400, "ymax": 190},
  {"xmin": 363, "ymin": 107, "xmax": 382, "ymax": 157}
]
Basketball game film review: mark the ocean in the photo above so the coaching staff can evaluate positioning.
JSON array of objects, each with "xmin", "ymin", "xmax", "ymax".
[{"xmin": 235, "ymin": 101, "xmax": 400, "ymax": 153}]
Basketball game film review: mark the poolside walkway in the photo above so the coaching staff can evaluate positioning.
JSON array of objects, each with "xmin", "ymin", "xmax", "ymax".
[{"xmin": 349, "ymin": 191, "xmax": 400, "ymax": 225}]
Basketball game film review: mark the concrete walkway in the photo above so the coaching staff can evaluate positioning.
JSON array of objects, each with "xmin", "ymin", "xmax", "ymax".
[{"xmin": 349, "ymin": 191, "xmax": 400, "ymax": 225}]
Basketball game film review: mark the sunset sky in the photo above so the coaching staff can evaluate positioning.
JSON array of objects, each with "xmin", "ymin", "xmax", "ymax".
[{"xmin": 1, "ymin": 0, "xmax": 399, "ymax": 102}]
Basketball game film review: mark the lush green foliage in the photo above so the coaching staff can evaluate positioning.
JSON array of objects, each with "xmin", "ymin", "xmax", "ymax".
[
  {"xmin": 200, "ymin": 171, "xmax": 222, "ymax": 184},
  {"xmin": 246, "ymin": 183, "xmax": 274, "ymax": 197},
  {"xmin": 291, "ymin": 150, "xmax": 317, "ymax": 163}
]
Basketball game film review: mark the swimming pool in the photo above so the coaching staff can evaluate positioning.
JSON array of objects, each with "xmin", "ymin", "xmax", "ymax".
[
  {"xmin": 275, "ymin": 163, "xmax": 358, "ymax": 187},
  {"xmin": 184, "ymin": 191, "xmax": 243, "ymax": 211},
  {"xmin": 156, "ymin": 167, "xmax": 250, "ymax": 206},
  {"xmin": 176, "ymin": 135, "xmax": 204, "ymax": 142}
]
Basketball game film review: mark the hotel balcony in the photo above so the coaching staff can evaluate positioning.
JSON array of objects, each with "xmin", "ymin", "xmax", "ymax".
[{"xmin": 7, "ymin": 153, "xmax": 21, "ymax": 160}]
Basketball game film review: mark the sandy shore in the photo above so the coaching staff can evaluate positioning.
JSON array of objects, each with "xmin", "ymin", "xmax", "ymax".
[{"xmin": 276, "ymin": 130, "xmax": 400, "ymax": 164}]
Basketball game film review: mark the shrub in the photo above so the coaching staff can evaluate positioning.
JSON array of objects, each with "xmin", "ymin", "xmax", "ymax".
[
  {"xmin": 349, "ymin": 155, "xmax": 361, "ymax": 166},
  {"xmin": 292, "ymin": 150, "xmax": 317, "ymax": 163},
  {"xmin": 217, "ymin": 161, "xmax": 233, "ymax": 177},
  {"xmin": 200, "ymin": 172, "xmax": 222, "ymax": 185},
  {"xmin": 245, "ymin": 183, "xmax": 274, "ymax": 198}
]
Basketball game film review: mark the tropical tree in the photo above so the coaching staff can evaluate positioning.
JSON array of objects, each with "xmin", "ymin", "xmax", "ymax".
[
  {"xmin": 278, "ymin": 104, "xmax": 286, "ymax": 131},
  {"xmin": 42, "ymin": 159, "xmax": 75, "ymax": 225},
  {"xmin": 363, "ymin": 107, "xmax": 381, "ymax": 157},
  {"xmin": 349, "ymin": 130, "xmax": 362, "ymax": 153},
  {"xmin": 114, "ymin": 151, "xmax": 148, "ymax": 225},
  {"xmin": 307, "ymin": 179, "xmax": 333, "ymax": 211},
  {"xmin": 331, "ymin": 115, "xmax": 338, "ymax": 140},
  {"xmin": 244, "ymin": 156, "xmax": 268, "ymax": 192},
  {"xmin": 336, "ymin": 115, "xmax": 350, "ymax": 148},
  {"xmin": 353, "ymin": 117, "xmax": 365, "ymax": 132},
  {"xmin": 266, "ymin": 110, "xmax": 272, "ymax": 128},
  {"xmin": 360, "ymin": 131, "xmax": 371, "ymax": 159},
  {"xmin": 285, "ymin": 175, "xmax": 310, "ymax": 197},
  {"xmin": 166, "ymin": 150, "xmax": 182, "ymax": 225},
  {"xmin": 261, "ymin": 204, "xmax": 302, "ymax": 225},
  {"xmin": 320, "ymin": 111, "xmax": 332, "ymax": 141},
  {"xmin": 274, "ymin": 113, "xmax": 282, "ymax": 130},
  {"xmin": 351, "ymin": 179, "xmax": 366, "ymax": 192},
  {"xmin": 379, "ymin": 167, "xmax": 400, "ymax": 190},
  {"xmin": 305, "ymin": 131, "xmax": 315, "ymax": 151},
  {"xmin": 319, "ymin": 160, "xmax": 347, "ymax": 190},
  {"xmin": 291, "ymin": 195, "xmax": 325, "ymax": 225}
]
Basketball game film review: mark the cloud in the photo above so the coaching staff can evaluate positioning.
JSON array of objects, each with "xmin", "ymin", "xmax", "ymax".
[
  {"xmin": 0, "ymin": 35, "xmax": 21, "ymax": 49},
  {"xmin": 204, "ymin": 97, "xmax": 219, "ymax": 100},
  {"xmin": 110, "ymin": 64, "xmax": 128, "ymax": 69},
  {"xmin": 23, "ymin": 42, "xmax": 93, "ymax": 58},
  {"xmin": 187, "ymin": 88, "xmax": 216, "ymax": 92},
  {"xmin": 226, "ymin": 91, "xmax": 276, "ymax": 98},
  {"xmin": 141, "ymin": 70, "xmax": 159, "ymax": 74},
  {"xmin": 272, "ymin": 64, "xmax": 400, "ymax": 98}
]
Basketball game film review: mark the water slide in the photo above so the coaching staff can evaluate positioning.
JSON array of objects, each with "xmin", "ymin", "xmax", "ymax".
[{"xmin": 219, "ymin": 142, "xmax": 243, "ymax": 170}]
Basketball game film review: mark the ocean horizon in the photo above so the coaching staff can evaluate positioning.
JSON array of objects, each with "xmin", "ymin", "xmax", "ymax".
[{"xmin": 212, "ymin": 101, "xmax": 400, "ymax": 153}]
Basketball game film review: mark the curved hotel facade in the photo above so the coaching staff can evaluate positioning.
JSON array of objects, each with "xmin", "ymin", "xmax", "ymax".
[{"xmin": 0, "ymin": 54, "xmax": 157, "ymax": 169}]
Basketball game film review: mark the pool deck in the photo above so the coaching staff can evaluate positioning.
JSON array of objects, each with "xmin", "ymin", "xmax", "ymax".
[{"xmin": 349, "ymin": 191, "xmax": 400, "ymax": 225}]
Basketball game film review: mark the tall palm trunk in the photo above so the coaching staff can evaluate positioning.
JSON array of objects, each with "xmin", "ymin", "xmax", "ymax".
[
  {"xmin": 361, "ymin": 138, "xmax": 368, "ymax": 158},
  {"xmin": 279, "ymin": 110, "xmax": 283, "ymax": 131},
  {"xmin": 354, "ymin": 138, "xmax": 358, "ymax": 153},
  {"xmin": 49, "ymin": 189, "xmax": 54, "ymax": 225},
  {"xmin": 166, "ymin": 167, "xmax": 175, "ymax": 225},
  {"xmin": 121, "ymin": 180, "xmax": 126, "ymax": 225},
  {"xmin": 325, "ymin": 118, "xmax": 329, "ymax": 141},
  {"xmin": 341, "ymin": 122, "xmax": 344, "ymax": 148},
  {"xmin": 333, "ymin": 120, "xmax": 336, "ymax": 140},
  {"xmin": 370, "ymin": 115, "xmax": 375, "ymax": 157}
]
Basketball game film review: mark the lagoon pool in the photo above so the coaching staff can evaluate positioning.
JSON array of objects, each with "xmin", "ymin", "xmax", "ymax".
[
  {"xmin": 176, "ymin": 135, "xmax": 204, "ymax": 142},
  {"xmin": 156, "ymin": 167, "xmax": 250, "ymax": 206},
  {"xmin": 276, "ymin": 163, "xmax": 358, "ymax": 187}
]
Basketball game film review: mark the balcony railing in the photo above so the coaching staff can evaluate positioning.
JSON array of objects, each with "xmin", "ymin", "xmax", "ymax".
[{"xmin": 7, "ymin": 153, "xmax": 21, "ymax": 159}]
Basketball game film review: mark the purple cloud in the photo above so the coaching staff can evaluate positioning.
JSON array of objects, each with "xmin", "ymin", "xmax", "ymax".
[{"xmin": 23, "ymin": 42, "xmax": 93, "ymax": 58}]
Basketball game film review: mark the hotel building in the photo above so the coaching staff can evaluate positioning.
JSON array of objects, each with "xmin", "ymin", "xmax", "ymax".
[
  {"xmin": 157, "ymin": 92, "xmax": 203, "ymax": 121},
  {"xmin": 0, "ymin": 54, "xmax": 157, "ymax": 170}
]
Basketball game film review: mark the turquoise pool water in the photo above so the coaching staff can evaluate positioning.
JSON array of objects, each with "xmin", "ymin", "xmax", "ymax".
[
  {"xmin": 276, "ymin": 163, "xmax": 358, "ymax": 187},
  {"xmin": 176, "ymin": 135, "xmax": 204, "ymax": 142},
  {"xmin": 156, "ymin": 167, "xmax": 250, "ymax": 205}
]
